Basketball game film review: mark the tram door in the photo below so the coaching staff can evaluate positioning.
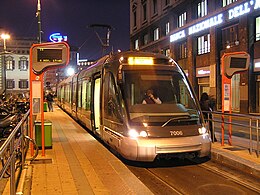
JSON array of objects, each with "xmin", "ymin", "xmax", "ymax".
[{"xmin": 93, "ymin": 77, "xmax": 101, "ymax": 134}]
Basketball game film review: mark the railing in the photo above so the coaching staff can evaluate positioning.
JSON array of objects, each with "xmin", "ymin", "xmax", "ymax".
[
  {"xmin": 0, "ymin": 110, "xmax": 30, "ymax": 195},
  {"xmin": 203, "ymin": 110, "xmax": 259, "ymax": 158}
]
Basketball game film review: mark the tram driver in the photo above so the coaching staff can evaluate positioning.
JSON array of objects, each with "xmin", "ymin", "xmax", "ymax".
[{"xmin": 142, "ymin": 89, "xmax": 162, "ymax": 104}]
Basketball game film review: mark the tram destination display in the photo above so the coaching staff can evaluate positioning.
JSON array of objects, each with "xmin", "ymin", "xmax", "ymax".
[
  {"xmin": 223, "ymin": 53, "xmax": 250, "ymax": 78},
  {"xmin": 230, "ymin": 57, "xmax": 247, "ymax": 69},
  {"xmin": 30, "ymin": 42, "xmax": 70, "ymax": 75},
  {"xmin": 37, "ymin": 48, "xmax": 62, "ymax": 63}
]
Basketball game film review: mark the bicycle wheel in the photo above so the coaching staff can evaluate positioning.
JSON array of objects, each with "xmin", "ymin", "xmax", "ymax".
[{"xmin": 23, "ymin": 135, "xmax": 39, "ymax": 161}]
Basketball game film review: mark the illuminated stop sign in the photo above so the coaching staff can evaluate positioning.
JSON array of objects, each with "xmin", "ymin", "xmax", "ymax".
[{"xmin": 30, "ymin": 42, "xmax": 70, "ymax": 75}]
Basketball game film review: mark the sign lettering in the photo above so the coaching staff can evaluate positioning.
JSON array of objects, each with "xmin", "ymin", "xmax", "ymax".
[
  {"xmin": 170, "ymin": 30, "xmax": 186, "ymax": 42},
  {"xmin": 169, "ymin": 0, "xmax": 259, "ymax": 43},
  {"xmin": 228, "ymin": 2, "xmax": 251, "ymax": 20}
]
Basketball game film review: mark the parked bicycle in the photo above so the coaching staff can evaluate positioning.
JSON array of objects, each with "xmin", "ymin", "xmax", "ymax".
[{"xmin": 0, "ymin": 133, "xmax": 38, "ymax": 178}]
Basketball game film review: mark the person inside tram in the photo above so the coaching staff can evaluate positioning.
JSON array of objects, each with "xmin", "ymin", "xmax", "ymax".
[{"xmin": 142, "ymin": 88, "xmax": 162, "ymax": 104}]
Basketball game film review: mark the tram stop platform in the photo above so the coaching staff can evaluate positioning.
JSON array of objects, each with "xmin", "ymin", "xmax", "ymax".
[{"xmin": 2, "ymin": 105, "xmax": 260, "ymax": 195}]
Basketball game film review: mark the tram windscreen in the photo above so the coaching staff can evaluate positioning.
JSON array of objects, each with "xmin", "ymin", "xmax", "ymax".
[{"xmin": 122, "ymin": 70, "xmax": 200, "ymax": 124}]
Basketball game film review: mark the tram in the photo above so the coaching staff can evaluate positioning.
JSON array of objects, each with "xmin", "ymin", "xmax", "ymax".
[{"xmin": 57, "ymin": 51, "xmax": 211, "ymax": 162}]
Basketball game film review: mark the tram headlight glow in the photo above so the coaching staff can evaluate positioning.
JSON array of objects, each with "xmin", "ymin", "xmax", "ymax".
[
  {"xmin": 198, "ymin": 127, "xmax": 207, "ymax": 135},
  {"xmin": 139, "ymin": 131, "xmax": 148, "ymax": 137},
  {"xmin": 128, "ymin": 129, "xmax": 148, "ymax": 138}
]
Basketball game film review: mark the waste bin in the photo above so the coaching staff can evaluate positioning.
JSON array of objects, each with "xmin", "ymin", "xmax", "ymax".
[
  {"xmin": 44, "ymin": 102, "xmax": 48, "ymax": 112},
  {"xmin": 35, "ymin": 120, "xmax": 52, "ymax": 149}
]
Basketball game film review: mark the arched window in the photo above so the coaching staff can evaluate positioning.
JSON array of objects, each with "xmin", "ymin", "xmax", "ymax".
[
  {"xmin": 19, "ymin": 56, "xmax": 29, "ymax": 71},
  {"xmin": 5, "ymin": 56, "xmax": 15, "ymax": 71}
]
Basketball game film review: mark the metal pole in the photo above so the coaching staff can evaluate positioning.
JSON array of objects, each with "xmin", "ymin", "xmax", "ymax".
[
  {"xmin": 212, "ymin": 113, "xmax": 215, "ymax": 143},
  {"xmin": 37, "ymin": 0, "xmax": 42, "ymax": 43},
  {"xmin": 10, "ymin": 138, "xmax": 15, "ymax": 195},
  {"xmin": 3, "ymin": 39, "xmax": 7, "ymax": 51},
  {"xmin": 249, "ymin": 118, "xmax": 252, "ymax": 155},
  {"xmin": 257, "ymin": 119, "xmax": 259, "ymax": 158}
]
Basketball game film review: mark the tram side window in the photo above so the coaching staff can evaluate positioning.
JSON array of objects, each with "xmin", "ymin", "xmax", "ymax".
[
  {"xmin": 82, "ymin": 81, "xmax": 87, "ymax": 110},
  {"xmin": 72, "ymin": 82, "xmax": 77, "ymax": 105},
  {"xmin": 65, "ymin": 84, "xmax": 71, "ymax": 103},
  {"xmin": 82, "ymin": 80, "xmax": 91, "ymax": 111},
  {"xmin": 86, "ymin": 82, "xmax": 91, "ymax": 110},
  {"xmin": 78, "ymin": 82, "xmax": 82, "ymax": 108},
  {"xmin": 61, "ymin": 86, "xmax": 65, "ymax": 102},
  {"xmin": 104, "ymin": 73, "xmax": 123, "ymax": 123}
]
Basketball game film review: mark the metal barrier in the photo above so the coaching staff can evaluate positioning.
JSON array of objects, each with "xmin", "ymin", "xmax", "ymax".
[
  {"xmin": 0, "ymin": 110, "xmax": 30, "ymax": 195},
  {"xmin": 203, "ymin": 110, "xmax": 259, "ymax": 158}
]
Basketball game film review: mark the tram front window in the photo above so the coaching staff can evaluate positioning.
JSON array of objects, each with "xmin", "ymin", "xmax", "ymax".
[{"xmin": 123, "ymin": 70, "xmax": 200, "ymax": 125}]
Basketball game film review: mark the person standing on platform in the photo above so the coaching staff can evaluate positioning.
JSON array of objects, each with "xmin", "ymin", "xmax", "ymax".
[
  {"xmin": 199, "ymin": 92, "xmax": 217, "ymax": 142},
  {"xmin": 46, "ymin": 92, "xmax": 54, "ymax": 112}
]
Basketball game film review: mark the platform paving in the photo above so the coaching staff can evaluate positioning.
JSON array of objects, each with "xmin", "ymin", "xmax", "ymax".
[{"xmin": 3, "ymin": 106, "xmax": 152, "ymax": 195}]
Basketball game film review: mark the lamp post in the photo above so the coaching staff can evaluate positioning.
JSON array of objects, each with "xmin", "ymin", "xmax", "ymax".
[
  {"xmin": 0, "ymin": 33, "xmax": 10, "ymax": 95},
  {"xmin": 36, "ymin": 0, "xmax": 42, "ymax": 43}
]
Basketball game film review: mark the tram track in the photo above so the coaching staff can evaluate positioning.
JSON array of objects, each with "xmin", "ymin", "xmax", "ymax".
[
  {"xmin": 126, "ymin": 158, "xmax": 259, "ymax": 195},
  {"xmin": 127, "ymin": 165, "xmax": 183, "ymax": 195},
  {"xmin": 196, "ymin": 160, "xmax": 260, "ymax": 193}
]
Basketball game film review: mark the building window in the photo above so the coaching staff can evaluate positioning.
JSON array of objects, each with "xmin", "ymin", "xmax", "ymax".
[
  {"xmin": 165, "ymin": 22, "xmax": 170, "ymax": 35},
  {"xmin": 132, "ymin": 3, "xmax": 137, "ymax": 28},
  {"xmin": 164, "ymin": 48, "xmax": 170, "ymax": 57},
  {"xmin": 142, "ymin": 0, "xmax": 147, "ymax": 22},
  {"xmin": 178, "ymin": 41, "xmax": 187, "ymax": 59},
  {"xmin": 198, "ymin": 34, "xmax": 210, "ymax": 55},
  {"xmin": 165, "ymin": 0, "xmax": 170, "ymax": 6},
  {"xmin": 222, "ymin": 0, "xmax": 237, "ymax": 7},
  {"xmin": 19, "ymin": 80, "xmax": 29, "ymax": 89},
  {"xmin": 19, "ymin": 57, "xmax": 28, "ymax": 71},
  {"xmin": 222, "ymin": 24, "xmax": 239, "ymax": 49},
  {"xmin": 6, "ymin": 79, "xmax": 15, "ymax": 89},
  {"xmin": 178, "ymin": 12, "xmax": 187, "ymax": 28},
  {"xmin": 133, "ymin": 11, "xmax": 137, "ymax": 27},
  {"xmin": 5, "ymin": 56, "xmax": 15, "ymax": 71},
  {"xmin": 153, "ymin": 0, "xmax": 158, "ymax": 15},
  {"xmin": 153, "ymin": 28, "xmax": 159, "ymax": 41},
  {"xmin": 198, "ymin": 0, "xmax": 207, "ymax": 18},
  {"xmin": 134, "ymin": 39, "xmax": 139, "ymax": 50},
  {"xmin": 256, "ymin": 16, "xmax": 260, "ymax": 41},
  {"xmin": 143, "ymin": 34, "xmax": 149, "ymax": 45}
]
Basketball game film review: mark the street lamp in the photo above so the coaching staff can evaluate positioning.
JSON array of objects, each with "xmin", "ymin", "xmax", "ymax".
[
  {"xmin": 1, "ymin": 33, "xmax": 10, "ymax": 52},
  {"xmin": 66, "ymin": 67, "xmax": 75, "ymax": 76},
  {"xmin": 0, "ymin": 33, "xmax": 10, "ymax": 95}
]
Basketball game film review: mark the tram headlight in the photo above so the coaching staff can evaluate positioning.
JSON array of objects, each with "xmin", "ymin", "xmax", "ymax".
[
  {"xmin": 128, "ymin": 129, "xmax": 148, "ymax": 138},
  {"xmin": 198, "ymin": 127, "xmax": 207, "ymax": 135},
  {"xmin": 139, "ymin": 131, "xmax": 148, "ymax": 137}
]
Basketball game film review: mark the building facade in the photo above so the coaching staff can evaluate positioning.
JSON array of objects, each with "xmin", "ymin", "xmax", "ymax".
[
  {"xmin": 0, "ymin": 37, "xmax": 37, "ymax": 98},
  {"xmin": 0, "ymin": 36, "xmax": 79, "ymax": 97},
  {"xmin": 130, "ymin": 0, "xmax": 260, "ymax": 114}
]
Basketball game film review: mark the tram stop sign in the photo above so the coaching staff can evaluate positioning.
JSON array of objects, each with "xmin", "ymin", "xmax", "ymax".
[
  {"xmin": 30, "ymin": 42, "xmax": 70, "ymax": 75},
  {"xmin": 223, "ymin": 52, "xmax": 250, "ymax": 78}
]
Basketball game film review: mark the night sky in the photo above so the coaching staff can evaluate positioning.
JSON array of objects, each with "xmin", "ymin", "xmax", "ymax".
[{"xmin": 0, "ymin": 0, "xmax": 130, "ymax": 60}]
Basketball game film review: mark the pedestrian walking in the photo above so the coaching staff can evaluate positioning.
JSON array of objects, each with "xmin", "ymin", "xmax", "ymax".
[{"xmin": 46, "ymin": 92, "xmax": 54, "ymax": 112}]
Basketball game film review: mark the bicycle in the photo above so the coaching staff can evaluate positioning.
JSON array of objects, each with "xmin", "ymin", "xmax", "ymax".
[{"xmin": 0, "ymin": 135, "xmax": 38, "ymax": 178}]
